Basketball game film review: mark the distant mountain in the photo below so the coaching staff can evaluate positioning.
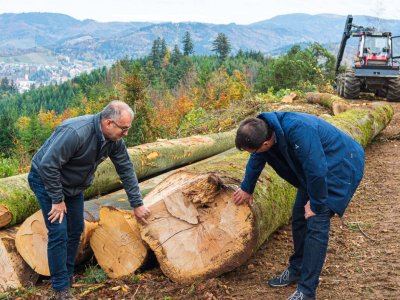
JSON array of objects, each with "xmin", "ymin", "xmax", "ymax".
[{"xmin": 1, "ymin": 12, "xmax": 400, "ymax": 64}]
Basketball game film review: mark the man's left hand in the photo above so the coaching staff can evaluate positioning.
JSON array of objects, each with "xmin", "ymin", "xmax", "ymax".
[
  {"xmin": 304, "ymin": 200, "xmax": 316, "ymax": 220},
  {"xmin": 134, "ymin": 205, "xmax": 151, "ymax": 224}
]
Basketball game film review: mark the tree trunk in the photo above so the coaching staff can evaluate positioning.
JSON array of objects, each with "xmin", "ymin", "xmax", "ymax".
[
  {"xmin": 0, "ymin": 131, "xmax": 235, "ymax": 229},
  {"xmin": 14, "ymin": 169, "xmax": 174, "ymax": 276},
  {"xmin": 138, "ymin": 103, "xmax": 393, "ymax": 283},
  {"xmin": 0, "ymin": 227, "xmax": 39, "ymax": 292}
]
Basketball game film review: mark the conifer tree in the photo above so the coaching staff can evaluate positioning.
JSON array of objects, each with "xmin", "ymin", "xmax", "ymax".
[
  {"xmin": 182, "ymin": 31, "xmax": 194, "ymax": 56},
  {"xmin": 212, "ymin": 33, "xmax": 231, "ymax": 63}
]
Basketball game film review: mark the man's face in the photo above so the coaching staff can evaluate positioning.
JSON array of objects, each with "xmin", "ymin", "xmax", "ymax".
[{"xmin": 104, "ymin": 111, "xmax": 133, "ymax": 141}]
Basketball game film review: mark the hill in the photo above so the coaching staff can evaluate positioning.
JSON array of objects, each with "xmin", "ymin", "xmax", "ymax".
[{"xmin": 1, "ymin": 12, "xmax": 400, "ymax": 62}]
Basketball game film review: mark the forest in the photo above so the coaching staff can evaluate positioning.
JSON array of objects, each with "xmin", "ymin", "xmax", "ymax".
[{"xmin": 0, "ymin": 32, "xmax": 335, "ymax": 177}]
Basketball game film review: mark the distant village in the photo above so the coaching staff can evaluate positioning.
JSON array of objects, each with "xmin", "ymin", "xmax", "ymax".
[{"xmin": 0, "ymin": 54, "xmax": 94, "ymax": 93}]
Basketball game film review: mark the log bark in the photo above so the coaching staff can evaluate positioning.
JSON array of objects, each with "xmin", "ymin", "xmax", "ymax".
[
  {"xmin": 138, "ymin": 102, "xmax": 393, "ymax": 283},
  {"xmin": 0, "ymin": 227, "xmax": 39, "ymax": 292},
  {"xmin": 0, "ymin": 131, "xmax": 235, "ymax": 228},
  {"xmin": 14, "ymin": 170, "xmax": 173, "ymax": 276}
]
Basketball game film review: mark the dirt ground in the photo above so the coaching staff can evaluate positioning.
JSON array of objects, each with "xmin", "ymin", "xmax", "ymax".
[{"xmin": 7, "ymin": 101, "xmax": 400, "ymax": 300}]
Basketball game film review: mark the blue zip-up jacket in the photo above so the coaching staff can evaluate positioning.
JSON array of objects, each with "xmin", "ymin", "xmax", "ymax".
[
  {"xmin": 31, "ymin": 113, "xmax": 142, "ymax": 207},
  {"xmin": 241, "ymin": 112, "xmax": 364, "ymax": 217}
]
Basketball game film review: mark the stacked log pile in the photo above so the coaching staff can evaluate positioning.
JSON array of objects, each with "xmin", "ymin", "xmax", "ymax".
[
  {"xmin": 89, "ymin": 99, "xmax": 394, "ymax": 282},
  {"xmin": 1, "ymin": 95, "xmax": 394, "ymax": 288}
]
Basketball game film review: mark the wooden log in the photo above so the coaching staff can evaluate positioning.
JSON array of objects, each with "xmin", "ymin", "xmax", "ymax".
[
  {"xmin": 15, "ymin": 210, "xmax": 97, "ymax": 276},
  {"xmin": 305, "ymin": 92, "xmax": 351, "ymax": 115},
  {"xmin": 88, "ymin": 167, "xmax": 201, "ymax": 278},
  {"xmin": 14, "ymin": 170, "xmax": 173, "ymax": 276},
  {"xmin": 89, "ymin": 206, "xmax": 146, "ymax": 279},
  {"xmin": 0, "ymin": 227, "xmax": 39, "ymax": 292},
  {"xmin": 138, "ymin": 103, "xmax": 393, "ymax": 283},
  {"xmin": 0, "ymin": 131, "xmax": 235, "ymax": 228}
]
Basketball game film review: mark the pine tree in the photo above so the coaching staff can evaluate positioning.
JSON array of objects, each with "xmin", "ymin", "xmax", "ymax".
[
  {"xmin": 171, "ymin": 44, "xmax": 182, "ymax": 65},
  {"xmin": 182, "ymin": 31, "xmax": 194, "ymax": 56},
  {"xmin": 212, "ymin": 33, "xmax": 231, "ymax": 63}
]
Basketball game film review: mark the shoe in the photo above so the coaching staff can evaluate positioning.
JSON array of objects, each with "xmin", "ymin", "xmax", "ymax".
[
  {"xmin": 287, "ymin": 290, "xmax": 315, "ymax": 300},
  {"xmin": 268, "ymin": 268, "xmax": 300, "ymax": 287},
  {"xmin": 54, "ymin": 289, "xmax": 77, "ymax": 300}
]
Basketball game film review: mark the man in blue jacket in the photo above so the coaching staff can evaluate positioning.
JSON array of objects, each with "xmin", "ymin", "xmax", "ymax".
[
  {"xmin": 233, "ymin": 112, "xmax": 364, "ymax": 300},
  {"xmin": 28, "ymin": 100, "xmax": 150, "ymax": 300}
]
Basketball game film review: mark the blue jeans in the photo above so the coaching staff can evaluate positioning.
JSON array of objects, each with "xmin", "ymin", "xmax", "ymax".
[
  {"xmin": 28, "ymin": 167, "xmax": 84, "ymax": 291},
  {"xmin": 288, "ymin": 189, "xmax": 335, "ymax": 298}
]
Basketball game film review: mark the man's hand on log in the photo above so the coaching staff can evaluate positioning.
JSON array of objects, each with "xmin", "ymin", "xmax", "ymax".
[
  {"xmin": 233, "ymin": 188, "xmax": 254, "ymax": 206},
  {"xmin": 134, "ymin": 205, "xmax": 151, "ymax": 224},
  {"xmin": 304, "ymin": 200, "xmax": 316, "ymax": 220},
  {"xmin": 48, "ymin": 201, "xmax": 67, "ymax": 223}
]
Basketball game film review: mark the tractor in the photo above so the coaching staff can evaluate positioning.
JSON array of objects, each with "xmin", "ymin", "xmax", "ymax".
[{"xmin": 335, "ymin": 15, "xmax": 400, "ymax": 101}]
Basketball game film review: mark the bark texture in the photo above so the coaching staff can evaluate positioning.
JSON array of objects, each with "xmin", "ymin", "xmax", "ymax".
[
  {"xmin": 0, "ymin": 131, "xmax": 235, "ymax": 229},
  {"xmin": 0, "ymin": 227, "xmax": 39, "ymax": 292}
]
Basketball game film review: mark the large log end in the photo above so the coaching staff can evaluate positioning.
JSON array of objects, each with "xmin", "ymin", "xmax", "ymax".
[
  {"xmin": 140, "ymin": 171, "xmax": 257, "ymax": 283},
  {"xmin": 15, "ymin": 210, "xmax": 97, "ymax": 276}
]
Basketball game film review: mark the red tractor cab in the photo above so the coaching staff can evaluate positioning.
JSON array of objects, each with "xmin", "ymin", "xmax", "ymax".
[{"xmin": 355, "ymin": 34, "xmax": 391, "ymax": 67}]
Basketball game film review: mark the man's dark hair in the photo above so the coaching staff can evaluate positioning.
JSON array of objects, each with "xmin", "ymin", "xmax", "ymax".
[{"xmin": 235, "ymin": 117, "xmax": 273, "ymax": 151}]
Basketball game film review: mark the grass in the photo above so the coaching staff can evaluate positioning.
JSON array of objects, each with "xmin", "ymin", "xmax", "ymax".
[{"xmin": 78, "ymin": 265, "xmax": 108, "ymax": 284}]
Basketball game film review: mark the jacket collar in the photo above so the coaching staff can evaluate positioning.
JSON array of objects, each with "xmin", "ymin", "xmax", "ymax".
[{"xmin": 94, "ymin": 112, "xmax": 105, "ymax": 143}]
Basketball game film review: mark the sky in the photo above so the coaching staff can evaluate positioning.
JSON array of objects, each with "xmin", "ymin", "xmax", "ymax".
[{"xmin": 0, "ymin": 0, "xmax": 399, "ymax": 24}]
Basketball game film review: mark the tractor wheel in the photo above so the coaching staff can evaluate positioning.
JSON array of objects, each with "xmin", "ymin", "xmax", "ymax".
[
  {"xmin": 343, "ymin": 70, "xmax": 360, "ymax": 99},
  {"xmin": 386, "ymin": 78, "xmax": 400, "ymax": 102}
]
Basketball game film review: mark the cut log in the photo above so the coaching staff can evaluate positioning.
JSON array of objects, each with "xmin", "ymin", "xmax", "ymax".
[
  {"xmin": 15, "ymin": 210, "xmax": 97, "ymax": 276},
  {"xmin": 305, "ymin": 92, "xmax": 351, "ymax": 115},
  {"xmin": 138, "ymin": 103, "xmax": 393, "ymax": 283},
  {"xmin": 140, "ymin": 157, "xmax": 296, "ymax": 283},
  {"xmin": 88, "ymin": 167, "xmax": 199, "ymax": 278},
  {"xmin": 0, "ymin": 131, "xmax": 235, "ymax": 228},
  {"xmin": 0, "ymin": 227, "xmax": 39, "ymax": 292},
  {"xmin": 89, "ymin": 207, "xmax": 146, "ymax": 279},
  {"xmin": 14, "ymin": 169, "xmax": 173, "ymax": 276}
]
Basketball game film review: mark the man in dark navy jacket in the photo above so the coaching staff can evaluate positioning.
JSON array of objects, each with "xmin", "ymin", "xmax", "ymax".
[{"xmin": 233, "ymin": 112, "xmax": 364, "ymax": 300}]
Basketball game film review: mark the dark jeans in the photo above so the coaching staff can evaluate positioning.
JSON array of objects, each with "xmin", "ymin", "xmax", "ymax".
[
  {"xmin": 28, "ymin": 167, "xmax": 84, "ymax": 291},
  {"xmin": 288, "ymin": 189, "xmax": 335, "ymax": 298}
]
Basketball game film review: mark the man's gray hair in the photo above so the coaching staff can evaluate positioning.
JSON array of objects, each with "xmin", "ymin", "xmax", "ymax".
[{"xmin": 101, "ymin": 100, "xmax": 134, "ymax": 121}]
